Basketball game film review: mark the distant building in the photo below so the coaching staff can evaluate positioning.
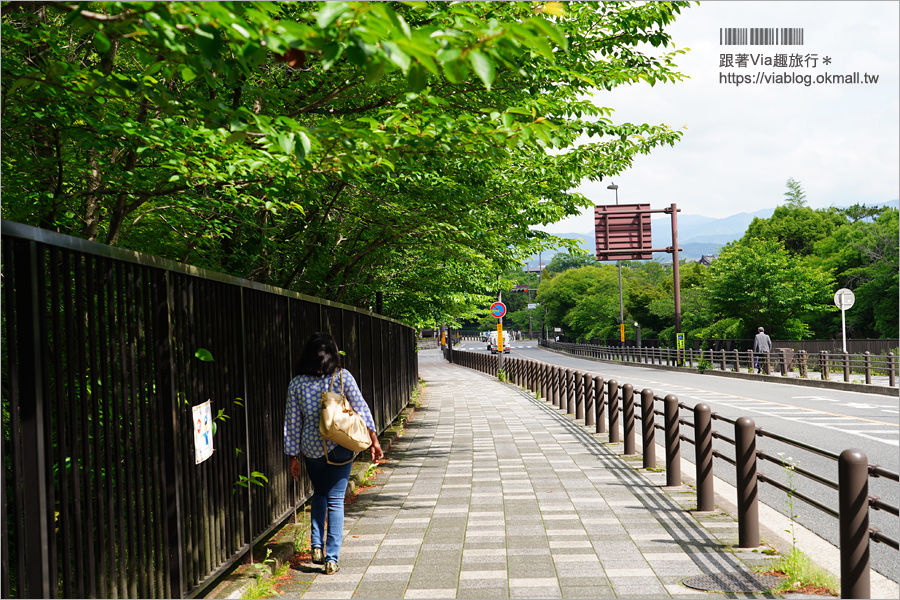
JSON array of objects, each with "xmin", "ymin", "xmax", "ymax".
[{"xmin": 698, "ymin": 254, "xmax": 717, "ymax": 266}]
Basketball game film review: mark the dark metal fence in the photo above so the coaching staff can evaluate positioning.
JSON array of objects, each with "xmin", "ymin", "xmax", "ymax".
[
  {"xmin": 448, "ymin": 349, "xmax": 899, "ymax": 598},
  {"xmin": 1, "ymin": 221, "xmax": 417, "ymax": 599}
]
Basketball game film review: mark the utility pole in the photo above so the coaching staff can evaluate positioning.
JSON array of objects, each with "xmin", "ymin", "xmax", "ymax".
[{"xmin": 607, "ymin": 182, "xmax": 626, "ymax": 345}]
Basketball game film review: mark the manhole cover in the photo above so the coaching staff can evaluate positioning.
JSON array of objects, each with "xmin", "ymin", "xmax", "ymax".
[{"xmin": 682, "ymin": 572, "xmax": 782, "ymax": 592}]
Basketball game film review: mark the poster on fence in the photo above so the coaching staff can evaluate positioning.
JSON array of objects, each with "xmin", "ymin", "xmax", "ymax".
[{"xmin": 193, "ymin": 400, "xmax": 214, "ymax": 464}]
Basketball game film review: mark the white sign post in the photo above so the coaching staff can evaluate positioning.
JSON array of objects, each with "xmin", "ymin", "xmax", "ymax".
[{"xmin": 834, "ymin": 288, "xmax": 856, "ymax": 353}]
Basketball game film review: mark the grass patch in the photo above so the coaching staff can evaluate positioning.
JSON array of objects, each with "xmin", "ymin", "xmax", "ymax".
[
  {"xmin": 759, "ymin": 547, "xmax": 839, "ymax": 595},
  {"xmin": 241, "ymin": 549, "xmax": 291, "ymax": 599}
]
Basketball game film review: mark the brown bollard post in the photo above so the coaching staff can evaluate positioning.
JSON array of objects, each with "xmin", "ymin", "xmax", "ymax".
[
  {"xmin": 551, "ymin": 367, "xmax": 560, "ymax": 407},
  {"xmin": 694, "ymin": 403, "xmax": 714, "ymax": 511},
  {"xmin": 663, "ymin": 395, "xmax": 681, "ymax": 487},
  {"xmin": 720, "ymin": 349, "xmax": 727, "ymax": 371},
  {"xmin": 842, "ymin": 352, "xmax": 850, "ymax": 382},
  {"xmin": 575, "ymin": 371, "xmax": 585, "ymax": 420},
  {"xmin": 607, "ymin": 380, "xmax": 620, "ymax": 443},
  {"xmin": 641, "ymin": 389, "xmax": 656, "ymax": 469},
  {"xmin": 583, "ymin": 373, "xmax": 593, "ymax": 426},
  {"xmin": 890, "ymin": 352, "xmax": 897, "ymax": 388},
  {"xmin": 567, "ymin": 369, "xmax": 576, "ymax": 415},
  {"xmin": 735, "ymin": 417, "xmax": 759, "ymax": 548},
  {"xmin": 864, "ymin": 352, "xmax": 872, "ymax": 385},
  {"xmin": 594, "ymin": 376, "xmax": 606, "ymax": 434},
  {"xmin": 557, "ymin": 367, "xmax": 565, "ymax": 409},
  {"xmin": 839, "ymin": 449, "xmax": 870, "ymax": 599},
  {"xmin": 550, "ymin": 363, "xmax": 557, "ymax": 399},
  {"xmin": 585, "ymin": 376, "xmax": 595, "ymax": 426},
  {"xmin": 543, "ymin": 362, "xmax": 550, "ymax": 400},
  {"xmin": 622, "ymin": 383, "xmax": 635, "ymax": 455}
]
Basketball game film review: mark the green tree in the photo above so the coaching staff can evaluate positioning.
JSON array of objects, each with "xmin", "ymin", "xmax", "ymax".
[
  {"xmin": 783, "ymin": 177, "xmax": 807, "ymax": 207},
  {"xmin": 705, "ymin": 238, "xmax": 836, "ymax": 339},
  {"xmin": 544, "ymin": 251, "xmax": 596, "ymax": 275},
  {"xmin": 2, "ymin": 1, "xmax": 692, "ymax": 326},
  {"xmin": 742, "ymin": 206, "xmax": 846, "ymax": 257}
]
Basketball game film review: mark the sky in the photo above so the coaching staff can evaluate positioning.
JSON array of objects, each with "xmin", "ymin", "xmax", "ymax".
[{"xmin": 538, "ymin": 0, "xmax": 900, "ymax": 235}]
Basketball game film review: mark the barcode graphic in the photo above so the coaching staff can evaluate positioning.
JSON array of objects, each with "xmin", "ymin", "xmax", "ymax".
[{"xmin": 720, "ymin": 28, "xmax": 804, "ymax": 45}]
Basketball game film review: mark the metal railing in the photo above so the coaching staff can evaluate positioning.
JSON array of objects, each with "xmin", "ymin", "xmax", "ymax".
[
  {"xmin": 541, "ymin": 340, "xmax": 899, "ymax": 387},
  {"xmin": 1, "ymin": 221, "xmax": 417, "ymax": 599},
  {"xmin": 447, "ymin": 349, "xmax": 899, "ymax": 598}
]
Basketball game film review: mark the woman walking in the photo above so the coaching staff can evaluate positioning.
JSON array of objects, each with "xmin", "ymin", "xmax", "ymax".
[{"xmin": 285, "ymin": 332, "xmax": 383, "ymax": 574}]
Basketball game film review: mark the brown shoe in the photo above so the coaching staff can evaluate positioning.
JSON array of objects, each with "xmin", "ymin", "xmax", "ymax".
[
  {"xmin": 311, "ymin": 547, "xmax": 324, "ymax": 565},
  {"xmin": 325, "ymin": 562, "xmax": 340, "ymax": 575}
]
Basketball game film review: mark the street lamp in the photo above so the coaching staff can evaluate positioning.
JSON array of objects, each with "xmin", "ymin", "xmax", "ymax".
[{"xmin": 607, "ymin": 182, "xmax": 625, "ymax": 344}]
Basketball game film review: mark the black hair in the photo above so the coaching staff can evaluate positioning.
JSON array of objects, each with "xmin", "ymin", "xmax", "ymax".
[{"xmin": 295, "ymin": 332, "xmax": 342, "ymax": 377}]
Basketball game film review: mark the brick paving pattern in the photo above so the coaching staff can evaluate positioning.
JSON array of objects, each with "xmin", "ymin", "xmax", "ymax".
[{"xmin": 272, "ymin": 350, "xmax": 783, "ymax": 599}]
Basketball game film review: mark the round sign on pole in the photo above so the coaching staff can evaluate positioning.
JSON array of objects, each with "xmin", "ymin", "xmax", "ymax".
[
  {"xmin": 834, "ymin": 288, "xmax": 855, "ymax": 310},
  {"xmin": 490, "ymin": 301, "xmax": 507, "ymax": 319}
]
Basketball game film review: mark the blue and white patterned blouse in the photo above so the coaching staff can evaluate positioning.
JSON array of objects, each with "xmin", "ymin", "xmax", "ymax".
[{"xmin": 284, "ymin": 368, "xmax": 377, "ymax": 459}]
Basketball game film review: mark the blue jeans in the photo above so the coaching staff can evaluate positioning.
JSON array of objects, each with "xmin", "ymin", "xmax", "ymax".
[{"xmin": 304, "ymin": 445, "xmax": 355, "ymax": 563}]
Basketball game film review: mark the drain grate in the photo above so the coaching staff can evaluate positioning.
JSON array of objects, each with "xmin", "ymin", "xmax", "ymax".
[{"xmin": 682, "ymin": 572, "xmax": 782, "ymax": 592}]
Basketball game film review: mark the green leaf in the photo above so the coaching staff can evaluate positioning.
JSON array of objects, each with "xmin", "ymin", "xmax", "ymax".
[
  {"xmin": 195, "ymin": 25, "xmax": 223, "ymax": 60},
  {"xmin": 297, "ymin": 131, "xmax": 312, "ymax": 158},
  {"xmin": 194, "ymin": 348, "xmax": 215, "ymax": 362},
  {"xmin": 407, "ymin": 63, "xmax": 427, "ymax": 92},
  {"xmin": 442, "ymin": 58, "xmax": 469, "ymax": 83},
  {"xmin": 181, "ymin": 67, "xmax": 196, "ymax": 82},
  {"xmin": 316, "ymin": 2, "xmax": 350, "ymax": 29},
  {"xmin": 93, "ymin": 32, "xmax": 110, "ymax": 54},
  {"xmin": 468, "ymin": 50, "xmax": 495, "ymax": 90},
  {"xmin": 277, "ymin": 133, "xmax": 295, "ymax": 154},
  {"xmin": 383, "ymin": 41, "xmax": 411, "ymax": 72},
  {"xmin": 365, "ymin": 59, "xmax": 387, "ymax": 83}
]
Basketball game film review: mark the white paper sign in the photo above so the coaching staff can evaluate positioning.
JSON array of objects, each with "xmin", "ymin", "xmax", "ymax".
[{"xmin": 193, "ymin": 400, "xmax": 214, "ymax": 464}]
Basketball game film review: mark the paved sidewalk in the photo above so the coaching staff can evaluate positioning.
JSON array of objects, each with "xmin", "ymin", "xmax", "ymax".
[{"xmin": 273, "ymin": 351, "xmax": 794, "ymax": 599}]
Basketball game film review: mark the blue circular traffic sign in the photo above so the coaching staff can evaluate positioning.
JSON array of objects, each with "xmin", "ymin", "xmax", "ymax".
[{"xmin": 490, "ymin": 301, "xmax": 507, "ymax": 318}]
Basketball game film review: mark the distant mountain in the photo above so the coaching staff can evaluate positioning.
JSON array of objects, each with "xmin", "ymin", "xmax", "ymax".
[
  {"xmin": 525, "ymin": 200, "xmax": 898, "ymax": 267},
  {"xmin": 673, "ymin": 208, "xmax": 775, "ymax": 244}
]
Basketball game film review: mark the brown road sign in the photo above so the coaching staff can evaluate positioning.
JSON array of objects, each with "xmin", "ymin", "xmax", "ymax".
[{"xmin": 595, "ymin": 203, "xmax": 652, "ymax": 260}]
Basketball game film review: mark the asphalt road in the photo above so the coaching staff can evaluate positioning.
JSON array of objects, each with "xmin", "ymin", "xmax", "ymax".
[{"xmin": 457, "ymin": 339, "xmax": 900, "ymax": 583}]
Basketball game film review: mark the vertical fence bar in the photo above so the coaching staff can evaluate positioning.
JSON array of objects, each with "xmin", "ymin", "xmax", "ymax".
[
  {"xmin": 566, "ymin": 369, "xmax": 574, "ymax": 415},
  {"xmin": 735, "ymin": 417, "xmax": 759, "ymax": 548},
  {"xmin": 821, "ymin": 351, "xmax": 830, "ymax": 380},
  {"xmin": 694, "ymin": 404, "xmax": 714, "ymax": 511},
  {"xmin": 594, "ymin": 377, "xmax": 606, "ymax": 434},
  {"xmin": 838, "ymin": 449, "xmax": 870, "ymax": 599},
  {"xmin": 664, "ymin": 395, "xmax": 681, "ymax": 487},
  {"xmin": 15, "ymin": 240, "xmax": 53, "ymax": 598},
  {"xmin": 799, "ymin": 350, "xmax": 808, "ymax": 378},
  {"xmin": 641, "ymin": 389, "xmax": 655, "ymax": 469},
  {"xmin": 733, "ymin": 349, "xmax": 740, "ymax": 372},
  {"xmin": 607, "ymin": 380, "xmax": 619, "ymax": 443},
  {"xmin": 622, "ymin": 384, "xmax": 635, "ymax": 455},
  {"xmin": 154, "ymin": 270, "xmax": 186, "ymax": 598}
]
